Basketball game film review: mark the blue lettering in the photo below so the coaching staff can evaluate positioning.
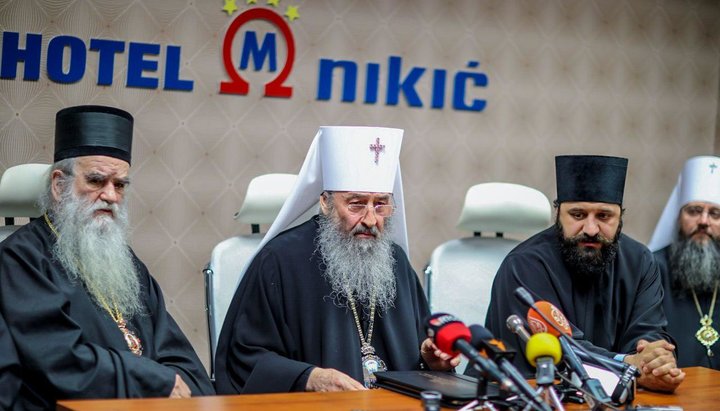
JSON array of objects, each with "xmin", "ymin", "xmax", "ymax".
[
  {"xmin": 317, "ymin": 59, "xmax": 357, "ymax": 102},
  {"xmin": 47, "ymin": 35, "xmax": 86, "ymax": 83},
  {"xmin": 89, "ymin": 39, "xmax": 124, "ymax": 85},
  {"xmin": 127, "ymin": 42, "xmax": 159, "ymax": 89},
  {"xmin": 364, "ymin": 62, "xmax": 379, "ymax": 104},
  {"xmin": 1, "ymin": 32, "xmax": 41, "ymax": 80},
  {"xmin": 164, "ymin": 45, "xmax": 193, "ymax": 91},
  {"xmin": 386, "ymin": 56, "xmax": 425, "ymax": 107},
  {"xmin": 240, "ymin": 31, "xmax": 277, "ymax": 71},
  {"xmin": 453, "ymin": 61, "xmax": 487, "ymax": 112},
  {"xmin": 431, "ymin": 69, "xmax": 446, "ymax": 109}
]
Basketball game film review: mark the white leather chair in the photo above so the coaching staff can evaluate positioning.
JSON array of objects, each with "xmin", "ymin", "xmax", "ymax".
[
  {"xmin": 425, "ymin": 182, "xmax": 551, "ymax": 371},
  {"xmin": 0, "ymin": 163, "xmax": 51, "ymax": 242},
  {"xmin": 204, "ymin": 173, "xmax": 313, "ymax": 376}
]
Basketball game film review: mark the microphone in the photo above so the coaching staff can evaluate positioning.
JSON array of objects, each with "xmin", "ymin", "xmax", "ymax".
[
  {"xmin": 470, "ymin": 325, "xmax": 552, "ymax": 411},
  {"xmin": 526, "ymin": 299, "xmax": 638, "ymax": 377},
  {"xmin": 425, "ymin": 313, "xmax": 515, "ymax": 392},
  {"xmin": 506, "ymin": 314, "xmax": 532, "ymax": 343},
  {"xmin": 527, "ymin": 301, "xmax": 571, "ymax": 335},
  {"xmin": 513, "ymin": 291, "xmax": 612, "ymax": 404},
  {"xmin": 513, "ymin": 286, "xmax": 536, "ymax": 308},
  {"xmin": 525, "ymin": 333, "xmax": 562, "ymax": 386}
]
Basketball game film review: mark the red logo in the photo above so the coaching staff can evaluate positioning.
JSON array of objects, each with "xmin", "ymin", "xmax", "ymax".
[{"xmin": 220, "ymin": 8, "xmax": 295, "ymax": 97}]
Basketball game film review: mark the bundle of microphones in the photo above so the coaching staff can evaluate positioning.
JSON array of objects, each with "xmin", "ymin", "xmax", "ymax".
[{"xmin": 425, "ymin": 287, "xmax": 640, "ymax": 411}]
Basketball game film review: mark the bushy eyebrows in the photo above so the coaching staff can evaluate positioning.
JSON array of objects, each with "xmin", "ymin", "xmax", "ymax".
[{"xmin": 84, "ymin": 171, "xmax": 130, "ymax": 185}]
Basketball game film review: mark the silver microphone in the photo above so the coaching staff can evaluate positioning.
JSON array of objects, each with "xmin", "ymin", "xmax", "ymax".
[{"xmin": 506, "ymin": 314, "xmax": 531, "ymax": 343}]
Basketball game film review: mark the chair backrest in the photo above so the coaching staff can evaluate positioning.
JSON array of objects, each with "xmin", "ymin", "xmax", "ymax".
[
  {"xmin": 0, "ymin": 163, "xmax": 51, "ymax": 242},
  {"xmin": 204, "ymin": 173, "xmax": 302, "ymax": 375},
  {"xmin": 425, "ymin": 183, "xmax": 551, "ymax": 370}
]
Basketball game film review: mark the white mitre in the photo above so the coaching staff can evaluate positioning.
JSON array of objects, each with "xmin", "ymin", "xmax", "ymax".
[
  {"xmin": 648, "ymin": 156, "xmax": 720, "ymax": 251},
  {"xmin": 235, "ymin": 126, "xmax": 408, "ymax": 287}
]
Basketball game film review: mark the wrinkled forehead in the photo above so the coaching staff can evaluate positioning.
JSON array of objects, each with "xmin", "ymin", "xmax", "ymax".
[
  {"xmin": 333, "ymin": 191, "xmax": 393, "ymax": 202},
  {"xmin": 74, "ymin": 155, "xmax": 130, "ymax": 176}
]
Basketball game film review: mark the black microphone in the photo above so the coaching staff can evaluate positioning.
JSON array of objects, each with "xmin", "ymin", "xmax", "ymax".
[
  {"xmin": 470, "ymin": 325, "xmax": 552, "ymax": 411},
  {"xmin": 513, "ymin": 286, "xmax": 536, "ymax": 308},
  {"xmin": 425, "ymin": 313, "xmax": 516, "ymax": 393},
  {"xmin": 557, "ymin": 332, "xmax": 611, "ymax": 403}
]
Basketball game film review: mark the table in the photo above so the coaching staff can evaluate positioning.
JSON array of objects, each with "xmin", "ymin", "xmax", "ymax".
[{"xmin": 57, "ymin": 366, "xmax": 719, "ymax": 411}]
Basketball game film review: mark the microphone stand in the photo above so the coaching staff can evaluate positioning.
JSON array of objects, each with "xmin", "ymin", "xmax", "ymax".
[
  {"xmin": 459, "ymin": 364, "xmax": 499, "ymax": 411},
  {"xmin": 532, "ymin": 358, "xmax": 565, "ymax": 411}
]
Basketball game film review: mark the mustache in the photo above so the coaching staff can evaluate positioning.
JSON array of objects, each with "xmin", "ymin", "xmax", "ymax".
[
  {"xmin": 691, "ymin": 226, "xmax": 714, "ymax": 238},
  {"xmin": 86, "ymin": 200, "xmax": 119, "ymax": 216},
  {"xmin": 567, "ymin": 232, "xmax": 614, "ymax": 246},
  {"xmin": 351, "ymin": 224, "xmax": 379, "ymax": 237}
]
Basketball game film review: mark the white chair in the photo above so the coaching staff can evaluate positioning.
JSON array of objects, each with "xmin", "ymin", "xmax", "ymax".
[
  {"xmin": 0, "ymin": 163, "xmax": 51, "ymax": 242},
  {"xmin": 204, "ymin": 173, "xmax": 308, "ymax": 377},
  {"xmin": 425, "ymin": 183, "xmax": 551, "ymax": 368}
]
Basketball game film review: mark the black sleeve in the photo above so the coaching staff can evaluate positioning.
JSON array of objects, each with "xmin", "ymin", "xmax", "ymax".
[
  {"xmin": 614, "ymin": 251, "xmax": 674, "ymax": 354},
  {"xmin": 139, "ymin": 261, "xmax": 214, "ymax": 396},
  {"xmin": 0, "ymin": 313, "xmax": 22, "ymax": 409},
  {"xmin": 214, "ymin": 249, "xmax": 316, "ymax": 394}
]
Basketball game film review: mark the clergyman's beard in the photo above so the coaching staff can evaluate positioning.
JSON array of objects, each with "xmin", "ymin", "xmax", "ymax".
[
  {"xmin": 316, "ymin": 212, "xmax": 397, "ymax": 313},
  {"xmin": 669, "ymin": 231, "xmax": 720, "ymax": 293},
  {"xmin": 51, "ymin": 187, "xmax": 143, "ymax": 319},
  {"xmin": 556, "ymin": 221, "xmax": 620, "ymax": 282}
]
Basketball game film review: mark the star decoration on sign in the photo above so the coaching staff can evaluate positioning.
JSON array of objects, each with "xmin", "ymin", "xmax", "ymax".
[
  {"xmin": 267, "ymin": 0, "xmax": 280, "ymax": 7},
  {"xmin": 285, "ymin": 5, "xmax": 300, "ymax": 21},
  {"xmin": 710, "ymin": 163, "xmax": 717, "ymax": 174},
  {"xmin": 222, "ymin": 0, "xmax": 238, "ymax": 16}
]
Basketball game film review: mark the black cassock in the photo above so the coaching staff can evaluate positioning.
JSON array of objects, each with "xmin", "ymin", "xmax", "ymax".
[
  {"xmin": 654, "ymin": 247, "xmax": 720, "ymax": 369},
  {"xmin": 0, "ymin": 218, "xmax": 214, "ymax": 410},
  {"xmin": 0, "ymin": 312, "xmax": 22, "ymax": 409},
  {"xmin": 479, "ymin": 227, "xmax": 671, "ymax": 377},
  {"xmin": 214, "ymin": 216, "xmax": 430, "ymax": 394}
]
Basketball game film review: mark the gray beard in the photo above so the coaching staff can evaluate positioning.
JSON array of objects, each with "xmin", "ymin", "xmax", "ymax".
[
  {"xmin": 669, "ymin": 237, "xmax": 720, "ymax": 293},
  {"xmin": 51, "ymin": 187, "xmax": 143, "ymax": 319},
  {"xmin": 316, "ymin": 213, "xmax": 397, "ymax": 313}
]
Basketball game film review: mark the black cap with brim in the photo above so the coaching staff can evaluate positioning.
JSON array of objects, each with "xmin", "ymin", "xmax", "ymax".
[
  {"xmin": 54, "ymin": 105, "xmax": 133, "ymax": 164},
  {"xmin": 555, "ymin": 155, "xmax": 628, "ymax": 205}
]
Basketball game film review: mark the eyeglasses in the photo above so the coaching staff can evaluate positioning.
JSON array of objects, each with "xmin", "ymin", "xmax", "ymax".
[
  {"xmin": 346, "ymin": 203, "xmax": 395, "ymax": 217},
  {"xmin": 683, "ymin": 205, "xmax": 720, "ymax": 220}
]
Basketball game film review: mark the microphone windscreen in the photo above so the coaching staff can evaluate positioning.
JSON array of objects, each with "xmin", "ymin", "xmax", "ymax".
[
  {"xmin": 526, "ymin": 301, "xmax": 571, "ymax": 336},
  {"xmin": 435, "ymin": 322, "xmax": 471, "ymax": 355},
  {"xmin": 469, "ymin": 324, "xmax": 494, "ymax": 346},
  {"xmin": 525, "ymin": 333, "xmax": 562, "ymax": 366},
  {"xmin": 426, "ymin": 313, "xmax": 471, "ymax": 355}
]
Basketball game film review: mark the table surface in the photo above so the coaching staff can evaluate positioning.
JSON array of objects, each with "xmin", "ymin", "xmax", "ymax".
[{"xmin": 57, "ymin": 366, "xmax": 719, "ymax": 411}]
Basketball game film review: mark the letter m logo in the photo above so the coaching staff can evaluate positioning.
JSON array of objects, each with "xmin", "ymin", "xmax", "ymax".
[{"xmin": 239, "ymin": 31, "xmax": 277, "ymax": 72}]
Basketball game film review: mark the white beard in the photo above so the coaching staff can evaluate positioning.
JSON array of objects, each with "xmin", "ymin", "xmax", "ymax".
[
  {"xmin": 51, "ymin": 187, "xmax": 142, "ymax": 319},
  {"xmin": 316, "ymin": 211, "xmax": 397, "ymax": 313}
]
